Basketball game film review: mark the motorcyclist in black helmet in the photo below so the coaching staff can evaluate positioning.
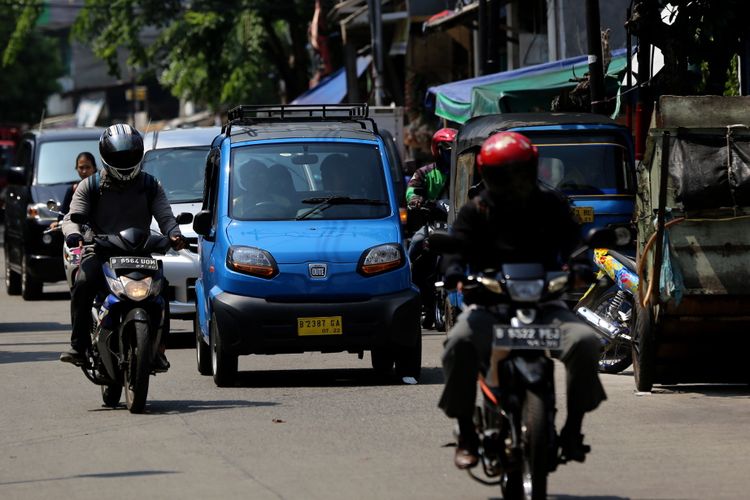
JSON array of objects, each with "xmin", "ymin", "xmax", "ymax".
[{"xmin": 59, "ymin": 124, "xmax": 187, "ymax": 369}]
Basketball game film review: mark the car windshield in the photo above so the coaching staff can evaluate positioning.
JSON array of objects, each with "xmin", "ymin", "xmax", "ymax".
[
  {"xmin": 230, "ymin": 142, "xmax": 390, "ymax": 221},
  {"xmin": 36, "ymin": 139, "xmax": 100, "ymax": 185},
  {"xmin": 142, "ymin": 146, "xmax": 207, "ymax": 203},
  {"xmin": 532, "ymin": 135, "xmax": 632, "ymax": 195}
]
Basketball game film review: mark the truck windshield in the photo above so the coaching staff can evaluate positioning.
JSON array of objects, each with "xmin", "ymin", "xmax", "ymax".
[
  {"xmin": 142, "ymin": 147, "xmax": 207, "ymax": 203},
  {"xmin": 533, "ymin": 135, "xmax": 632, "ymax": 195},
  {"xmin": 230, "ymin": 142, "xmax": 390, "ymax": 221},
  {"xmin": 36, "ymin": 139, "xmax": 101, "ymax": 185}
]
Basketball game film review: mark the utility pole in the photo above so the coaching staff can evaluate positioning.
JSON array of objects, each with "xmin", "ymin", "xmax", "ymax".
[
  {"xmin": 367, "ymin": 0, "xmax": 385, "ymax": 106},
  {"xmin": 586, "ymin": 0, "xmax": 605, "ymax": 114}
]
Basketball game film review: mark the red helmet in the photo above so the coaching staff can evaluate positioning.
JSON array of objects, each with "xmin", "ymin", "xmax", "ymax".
[
  {"xmin": 476, "ymin": 132, "xmax": 539, "ymax": 196},
  {"xmin": 431, "ymin": 127, "xmax": 458, "ymax": 160}
]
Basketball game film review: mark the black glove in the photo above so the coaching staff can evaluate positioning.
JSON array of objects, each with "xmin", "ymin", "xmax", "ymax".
[
  {"xmin": 65, "ymin": 233, "xmax": 83, "ymax": 248},
  {"xmin": 170, "ymin": 233, "xmax": 188, "ymax": 251}
]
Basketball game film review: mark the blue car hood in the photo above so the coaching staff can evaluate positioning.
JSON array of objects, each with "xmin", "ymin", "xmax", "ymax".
[{"xmin": 225, "ymin": 219, "xmax": 401, "ymax": 264}]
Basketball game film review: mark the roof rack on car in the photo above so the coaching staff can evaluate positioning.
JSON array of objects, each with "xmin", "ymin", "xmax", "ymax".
[{"xmin": 222, "ymin": 104, "xmax": 378, "ymax": 137}]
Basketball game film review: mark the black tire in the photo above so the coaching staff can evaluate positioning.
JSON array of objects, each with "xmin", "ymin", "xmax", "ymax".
[
  {"xmin": 433, "ymin": 289, "xmax": 446, "ymax": 332},
  {"xmin": 503, "ymin": 391, "xmax": 549, "ymax": 500},
  {"xmin": 21, "ymin": 255, "xmax": 42, "ymax": 300},
  {"xmin": 101, "ymin": 384, "xmax": 122, "ymax": 408},
  {"xmin": 5, "ymin": 254, "xmax": 21, "ymax": 295},
  {"xmin": 370, "ymin": 346, "xmax": 395, "ymax": 378},
  {"xmin": 124, "ymin": 321, "xmax": 152, "ymax": 413},
  {"xmin": 590, "ymin": 288, "xmax": 633, "ymax": 374},
  {"xmin": 195, "ymin": 312, "xmax": 212, "ymax": 376},
  {"xmin": 632, "ymin": 302, "xmax": 655, "ymax": 392},
  {"xmin": 211, "ymin": 313, "xmax": 237, "ymax": 387},
  {"xmin": 395, "ymin": 333, "xmax": 422, "ymax": 381}
]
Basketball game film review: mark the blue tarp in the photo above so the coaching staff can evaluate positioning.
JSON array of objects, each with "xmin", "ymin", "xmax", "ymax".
[
  {"xmin": 426, "ymin": 48, "xmax": 629, "ymax": 123},
  {"xmin": 291, "ymin": 56, "xmax": 372, "ymax": 105}
]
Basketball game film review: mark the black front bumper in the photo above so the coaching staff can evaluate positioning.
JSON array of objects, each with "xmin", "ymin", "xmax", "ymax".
[{"xmin": 212, "ymin": 288, "xmax": 421, "ymax": 356}]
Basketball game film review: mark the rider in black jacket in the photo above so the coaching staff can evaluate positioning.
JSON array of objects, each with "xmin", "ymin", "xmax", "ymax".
[
  {"xmin": 439, "ymin": 131, "xmax": 606, "ymax": 470},
  {"xmin": 59, "ymin": 124, "xmax": 187, "ymax": 368}
]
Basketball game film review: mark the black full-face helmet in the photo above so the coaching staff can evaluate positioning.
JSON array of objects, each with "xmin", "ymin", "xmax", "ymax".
[{"xmin": 99, "ymin": 123, "xmax": 144, "ymax": 182}]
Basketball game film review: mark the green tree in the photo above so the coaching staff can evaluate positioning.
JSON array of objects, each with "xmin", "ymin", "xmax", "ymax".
[
  {"xmin": 0, "ymin": 2, "xmax": 64, "ymax": 124},
  {"xmin": 73, "ymin": 0, "xmax": 314, "ymax": 110}
]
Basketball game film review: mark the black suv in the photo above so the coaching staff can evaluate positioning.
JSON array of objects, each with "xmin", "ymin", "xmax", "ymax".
[{"xmin": 4, "ymin": 128, "xmax": 102, "ymax": 299}]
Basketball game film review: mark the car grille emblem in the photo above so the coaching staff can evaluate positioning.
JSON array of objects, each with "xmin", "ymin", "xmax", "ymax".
[{"xmin": 309, "ymin": 263, "xmax": 327, "ymax": 278}]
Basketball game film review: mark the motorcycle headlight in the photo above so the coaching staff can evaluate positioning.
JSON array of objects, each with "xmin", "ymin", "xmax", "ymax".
[
  {"xmin": 106, "ymin": 276, "xmax": 125, "ymax": 297},
  {"xmin": 121, "ymin": 276, "xmax": 153, "ymax": 301},
  {"xmin": 506, "ymin": 279, "xmax": 545, "ymax": 302}
]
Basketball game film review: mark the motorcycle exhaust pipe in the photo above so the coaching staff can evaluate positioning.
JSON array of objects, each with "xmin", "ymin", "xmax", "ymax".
[{"xmin": 576, "ymin": 307, "xmax": 632, "ymax": 342}]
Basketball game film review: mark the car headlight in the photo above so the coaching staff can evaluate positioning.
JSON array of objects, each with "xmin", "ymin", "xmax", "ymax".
[
  {"xmin": 358, "ymin": 243, "xmax": 403, "ymax": 276},
  {"xmin": 227, "ymin": 246, "xmax": 278, "ymax": 279},
  {"xmin": 506, "ymin": 279, "xmax": 545, "ymax": 302}
]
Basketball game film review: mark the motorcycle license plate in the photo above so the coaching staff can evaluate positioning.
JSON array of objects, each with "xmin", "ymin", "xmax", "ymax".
[
  {"xmin": 297, "ymin": 316, "xmax": 343, "ymax": 336},
  {"xmin": 493, "ymin": 326, "xmax": 562, "ymax": 350},
  {"xmin": 573, "ymin": 206, "xmax": 594, "ymax": 224},
  {"xmin": 109, "ymin": 256, "xmax": 159, "ymax": 271}
]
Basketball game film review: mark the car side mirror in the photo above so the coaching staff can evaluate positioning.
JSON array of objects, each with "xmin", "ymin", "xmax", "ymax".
[
  {"xmin": 47, "ymin": 199, "xmax": 60, "ymax": 211},
  {"xmin": 176, "ymin": 212, "xmax": 194, "ymax": 225},
  {"xmin": 193, "ymin": 210, "xmax": 212, "ymax": 237},
  {"xmin": 6, "ymin": 166, "xmax": 26, "ymax": 185}
]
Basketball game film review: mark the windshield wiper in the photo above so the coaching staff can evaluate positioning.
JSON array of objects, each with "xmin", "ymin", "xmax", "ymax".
[{"xmin": 296, "ymin": 196, "xmax": 387, "ymax": 220}]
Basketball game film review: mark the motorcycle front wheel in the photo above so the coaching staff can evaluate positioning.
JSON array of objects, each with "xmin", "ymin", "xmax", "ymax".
[
  {"xmin": 124, "ymin": 321, "xmax": 152, "ymax": 414},
  {"xmin": 502, "ymin": 391, "xmax": 548, "ymax": 500},
  {"xmin": 591, "ymin": 288, "xmax": 633, "ymax": 374},
  {"xmin": 101, "ymin": 384, "xmax": 122, "ymax": 408}
]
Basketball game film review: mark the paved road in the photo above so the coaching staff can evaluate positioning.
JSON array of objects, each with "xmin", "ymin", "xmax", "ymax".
[{"xmin": 1, "ymin": 253, "xmax": 749, "ymax": 499}]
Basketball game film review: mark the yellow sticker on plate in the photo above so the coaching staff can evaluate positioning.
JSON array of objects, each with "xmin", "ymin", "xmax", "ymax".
[
  {"xmin": 297, "ymin": 316, "xmax": 343, "ymax": 336},
  {"xmin": 573, "ymin": 206, "xmax": 595, "ymax": 223}
]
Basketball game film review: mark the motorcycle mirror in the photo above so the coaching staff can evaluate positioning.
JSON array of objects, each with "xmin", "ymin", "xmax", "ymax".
[
  {"xmin": 585, "ymin": 227, "xmax": 616, "ymax": 248},
  {"xmin": 70, "ymin": 212, "xmax": 89, "ymax": 225},
  {"xmin": 176, "ymin": 212, "xmax": 193, "ymax": 225},
  {"xmin": 427, "ymin": 231, "xmax": 462, "ymax": 253},
  {"xmin": 46, "ymin": 198, "xmax": 60, "ymax": 211}
]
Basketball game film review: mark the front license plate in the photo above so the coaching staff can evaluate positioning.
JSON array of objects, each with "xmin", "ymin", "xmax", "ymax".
[
  {"xmin": 110, "ymin": 256, "xmax": 159, "ymax": 271},
  {"xmin": 297, "ymin": 316, "xmax": 343, "ymax": 336},
  {"xmin": 573, "ymin": 206, "xmax": 595, "ymax": 224},
  {"xmin": 493, "ymin": 326, "xmax": 562, "ymax": 350}
]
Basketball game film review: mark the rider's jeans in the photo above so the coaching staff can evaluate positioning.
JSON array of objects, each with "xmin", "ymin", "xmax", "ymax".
[
  {"xmin": 438, "ymin": 304, "xmax": 607, "ymax": 420},
  {"xmin": 69, "ymin": 253, "xmax": 105, "ymax": 352}
]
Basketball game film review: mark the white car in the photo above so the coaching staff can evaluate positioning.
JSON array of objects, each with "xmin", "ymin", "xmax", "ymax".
[{"xmin": 142, "ymin": 126, "xmax": 221, "ymax": 320}]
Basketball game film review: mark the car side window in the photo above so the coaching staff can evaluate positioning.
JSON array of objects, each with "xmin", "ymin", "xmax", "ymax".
[{"xmin": 203, "ymin": 147, "xmax": 221, "ymax": 228}]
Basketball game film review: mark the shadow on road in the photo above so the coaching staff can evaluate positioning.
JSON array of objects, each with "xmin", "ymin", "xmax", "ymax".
[
  {"xmin": 142, "ymin": 399, "xmax": 279, "ymax": 415},
  {"xmin": 0, "ymin": 469, "xmax": 180, "ymax": 486},
  {"xmin": 0, "ymin": 321, "xmax": 69, "ymax": 333},
  {"xmin": 653, "ymin": 384, "xmax": 750, "ymax": 398},
  {"xmin": 0, "ymin": 350, "xmax": 62, "ymax": 364},
  {"xmin": 231, "ymin": 366, "xmax": 444, "ymax": 388}
]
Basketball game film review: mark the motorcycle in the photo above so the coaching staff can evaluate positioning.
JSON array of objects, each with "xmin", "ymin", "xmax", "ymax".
[
  {"xmin": 574, "ymin": 247, "xmax": 639, "ymax": 374},
  {"xmin": 431, "ymin": 228, "xmax": 614, "ymax": 500},
  {"xmin": 69, "ymin": 213, "xmax": 171, "ymax": 413}
]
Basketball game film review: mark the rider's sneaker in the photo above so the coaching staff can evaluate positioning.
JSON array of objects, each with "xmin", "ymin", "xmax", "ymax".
[
  {"xmin": 60, "ymin": 348, "xmax": 86, "ymax": 366},
  {"xmin": 558, "ymin": 430, "xmax": 591, "ymax": 463},
  {"xmin": 153, "ymin": 352, "xmax": 170, "ymax": 373}
]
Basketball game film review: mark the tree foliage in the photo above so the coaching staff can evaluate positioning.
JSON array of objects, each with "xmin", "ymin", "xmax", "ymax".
[
  {"xmin": 0, "ymin": 2, "xmax": 64, "ymax": 124},
  {"xmin": 628, "ymin": 0, "xmax": 750, "ymax": 96},
  {"xmin": 73, "ymin": 0, "xmax": 314, "ymax": 110}
]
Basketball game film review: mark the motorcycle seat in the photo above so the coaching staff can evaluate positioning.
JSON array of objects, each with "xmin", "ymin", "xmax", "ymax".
[{"xmin": 605, "ymin": 249, "xmax": 637, "ymax": 273}]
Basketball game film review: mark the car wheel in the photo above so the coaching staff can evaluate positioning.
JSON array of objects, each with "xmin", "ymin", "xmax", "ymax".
[
  {"xmin": 371, "ymin": 346, "xmax": 395, "ymax": 378},
  {"xmin": 195, "ymin": 312, "xmax": 212, "ymax": 376},
  {"xmin": 21, "ymin": 255, "xmax": 42, "ymax": 300},
  {"xmin": 5, "ymin": 249, "xmax": 21, "ymax": 295},
  {"xmin": 211, "ymin": 313, "xmax": 237, "ymax": 387},
  {"xmin": 395, "ymin": 333, "xmax": 422, "ymax": 382}
]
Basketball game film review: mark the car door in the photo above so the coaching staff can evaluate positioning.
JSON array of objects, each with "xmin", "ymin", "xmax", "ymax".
[{"xmin": 4, "ymin": 138, "xmax": 34, "ymax": 269}]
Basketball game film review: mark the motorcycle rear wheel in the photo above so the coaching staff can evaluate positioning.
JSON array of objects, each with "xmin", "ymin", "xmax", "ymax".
[
  {"xmin": 124, "ymin": 321, "xmax": 152, "ymax": 414},
  {"xmin": 592, "ymin": 289, "xmax": 633, "ymax": 374},
  {"xmin": 501, "ymin": 391, "xmax": 548, "ymax": 500}
]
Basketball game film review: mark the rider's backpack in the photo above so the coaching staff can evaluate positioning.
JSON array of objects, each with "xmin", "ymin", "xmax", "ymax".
[{"xmin": 86, "ymin": 171, "xmax": 159, "ymax": 213}]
